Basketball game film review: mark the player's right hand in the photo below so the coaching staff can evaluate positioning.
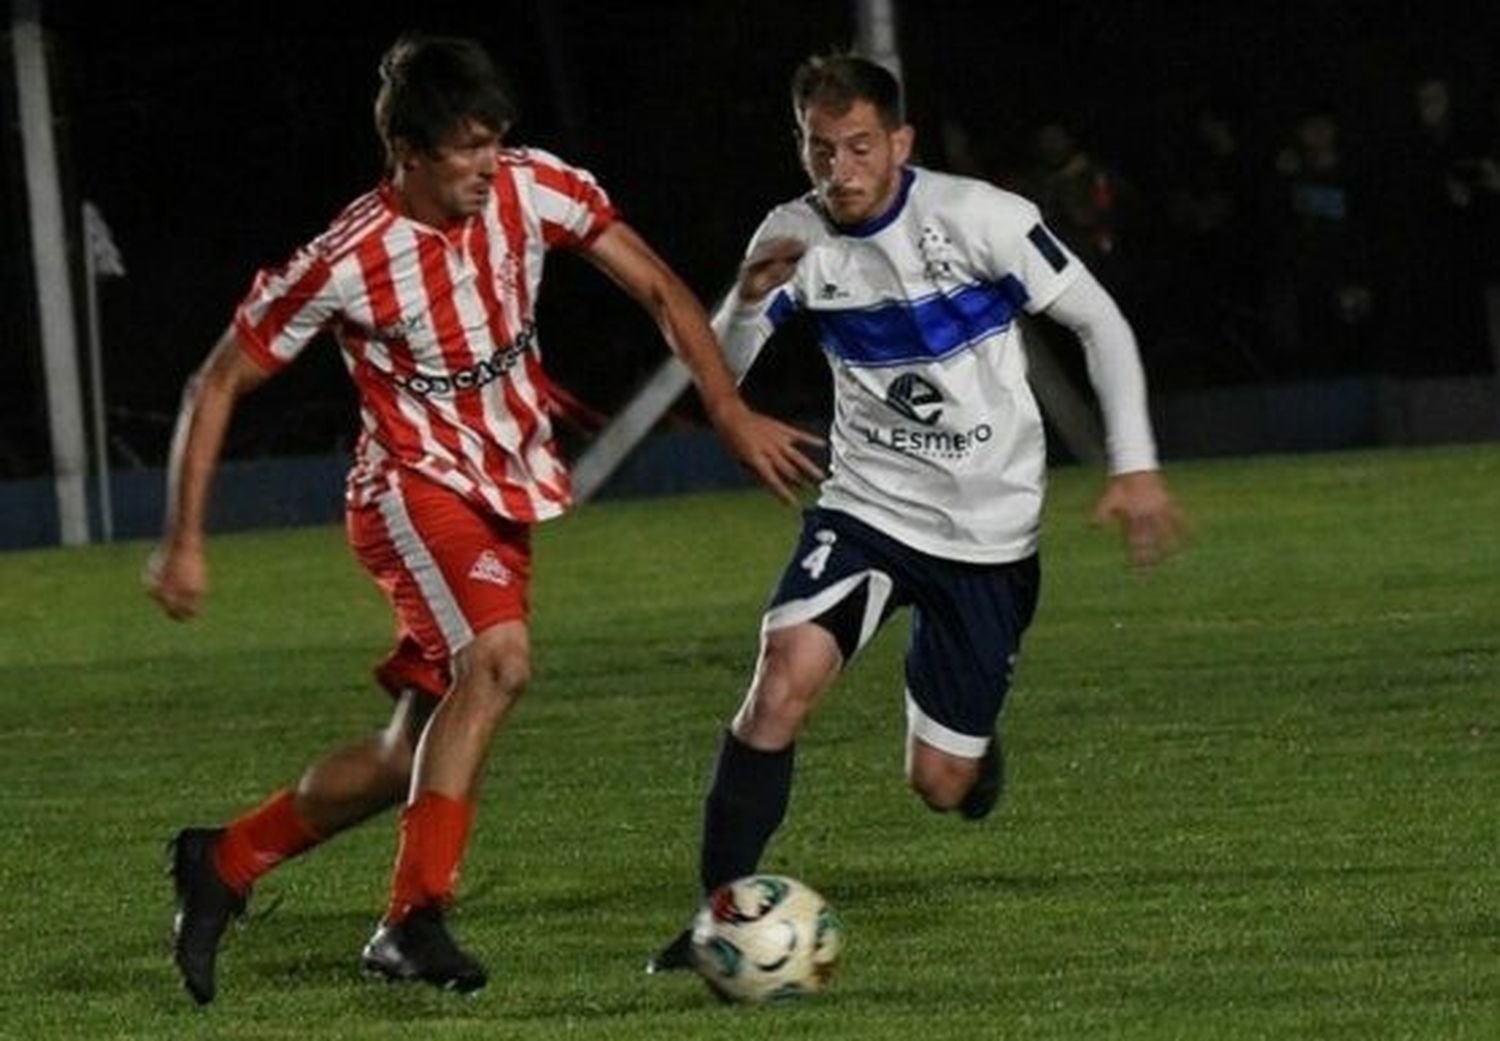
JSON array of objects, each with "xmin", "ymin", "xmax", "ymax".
[
  {"xmin": 145, "ymin": 544, "xmax": 208, "ymax": 621},
  {"xmin": 708, "ymin": 397, "xmax": 825, "ymax": 507},
  {"xmin": 738, "ymin": 237, "xmax": 806, "ymax": 304}
]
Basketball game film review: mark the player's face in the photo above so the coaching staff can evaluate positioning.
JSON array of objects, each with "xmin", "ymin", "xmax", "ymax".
[
  {"xmin": 799, "ymin": 100, "xmax": 913, "ymax": 227},
  {"xmin": 396, "ymin": 117, "xmax": 503, "ymax": 226}
]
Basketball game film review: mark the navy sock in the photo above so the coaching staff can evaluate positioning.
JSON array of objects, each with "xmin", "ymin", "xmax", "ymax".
[{"xmin": 699, "ymin": 729, "xmax": 795, "ymax": 893}]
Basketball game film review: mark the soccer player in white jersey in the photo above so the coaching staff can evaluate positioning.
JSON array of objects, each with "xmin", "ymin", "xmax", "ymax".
[
  {"xmin": 648, "ymin": 53, "xmax": 1185, "ymax": 972},
  {"xmin": 145, "ymin": 34, "xmax": 820, "ymax": 1003}
]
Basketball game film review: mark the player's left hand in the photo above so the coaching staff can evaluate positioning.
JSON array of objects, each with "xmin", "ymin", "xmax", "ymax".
[
  {"xmin": 1091, "ymin": 470, "xmax": 1187, "ymax": 567},
  {"xmin": 709, "ymin": 397, "xmax": 825, "ymax": 506}
]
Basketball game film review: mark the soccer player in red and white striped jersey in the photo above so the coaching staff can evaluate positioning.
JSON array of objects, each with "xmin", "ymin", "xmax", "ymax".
[{"xmin": 146, "ymin": 33, "xmax": 821, "ymax": 1003}]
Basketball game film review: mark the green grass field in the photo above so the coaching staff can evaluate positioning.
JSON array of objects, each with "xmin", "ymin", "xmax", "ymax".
[{"xmin": 1, "ymin": 444, "xmax": 1497, "ymax": 1039}]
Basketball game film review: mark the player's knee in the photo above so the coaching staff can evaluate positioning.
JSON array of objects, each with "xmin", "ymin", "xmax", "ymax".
[
  {"xmin": 464, "ymin": 652, "xmax": 530, "ymax": 707},
  {"xmin": 907, "ymin": 758, "xmax": 977, "ymax": 812},
  {"xmin": 452, "ymin": 626, "xmax": 530, "ymax": 713}
]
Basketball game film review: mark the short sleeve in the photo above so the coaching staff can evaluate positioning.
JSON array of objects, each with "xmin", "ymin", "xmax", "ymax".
[
  {"xmin": 522, "ymin": 148, "xmax": 618, "ymax": 250},
  {"xmin": 232, "ymin": 242, "xmax": 340, "ymax": 372}
]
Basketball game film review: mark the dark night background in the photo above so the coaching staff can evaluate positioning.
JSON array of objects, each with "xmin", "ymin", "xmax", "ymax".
[{"xmin": 3, "ymin": 0, "xmax": 1498, "ymax": 480}]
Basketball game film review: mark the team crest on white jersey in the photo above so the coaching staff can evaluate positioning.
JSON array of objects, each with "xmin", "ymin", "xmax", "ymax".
[
  {"xmin": 468, "ymin": 549, "xmax": 513, "ymax": 586},
  {"xmin": 919, "ymin": 223, "xmax": 958, "ymax": 280}
]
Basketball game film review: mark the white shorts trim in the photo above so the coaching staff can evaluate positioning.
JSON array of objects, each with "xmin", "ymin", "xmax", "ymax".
[
  {"xmin": 905, "ymin": 691, "xmax": 990, "ymax": 758},
  {"xmin": 377, "ymin": 481, "xmax": 474, "ymax": 654},
  {"xmin": 761, "ymin": 569, "xmax": 893, "ymax": 659}
]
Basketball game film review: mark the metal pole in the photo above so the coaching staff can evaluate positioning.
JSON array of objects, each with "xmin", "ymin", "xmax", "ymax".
[
  {"xmin": 13, "ymin": 0, "xmax": 90, "ymax": 545},
  {"xmin": 854, "ymin": 0, "xmax": 903, "ymax": 80},
  {"xmin": 571, "ymin": 357, "xmax": 693, "ymax": 503},
  {"xmin": 82, "ymin": 207, "xmax": 113, "ymax": 541}
]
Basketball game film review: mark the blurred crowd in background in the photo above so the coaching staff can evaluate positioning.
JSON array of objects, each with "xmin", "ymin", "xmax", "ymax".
[{"xmin": 946, "ymin": 72, "xmax": 1500, "ymax": 390}]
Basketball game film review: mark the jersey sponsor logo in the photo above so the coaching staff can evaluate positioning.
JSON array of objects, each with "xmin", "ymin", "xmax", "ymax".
[
  {"xmin": 884, "ymin": 373, "xmax": 945, "ymax": 426},
  {"xmin": 468, "ymin": 549, "xmax": 514, "ymax": 586},
  {"xmin": 395, "ymin": 322, "xmax": 537, "ymax": 397},
  {"xmin": 862, "ymin": 420, "xmax": 993, "ymax": 460}
]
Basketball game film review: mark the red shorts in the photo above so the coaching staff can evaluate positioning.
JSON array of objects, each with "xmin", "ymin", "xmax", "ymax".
[{"xmin": 347, "ymin": 473, "xmax": 532, "ymax": 699}]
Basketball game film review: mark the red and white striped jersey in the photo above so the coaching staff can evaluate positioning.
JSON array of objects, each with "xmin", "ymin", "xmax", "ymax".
[{"xmin": 233, "ymin": 147, "xmax": 617, "ymax": 523}]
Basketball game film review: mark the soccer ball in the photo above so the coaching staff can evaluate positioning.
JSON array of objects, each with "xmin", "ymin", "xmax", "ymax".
[{"xmin": 691, "ymin": 874, "xmax": 843, "ymax": 1003}]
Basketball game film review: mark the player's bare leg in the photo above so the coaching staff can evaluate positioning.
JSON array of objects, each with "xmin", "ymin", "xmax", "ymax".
[
  {"xmin": 648, "ymin": 623, "xmax": 841, "ymax": 974},
  {"xmin": 362, "ymin": 621, "xmax": 529, "ymax": 993},
  {"xmin": 409, "ymin": 620, "xmax": 530, "ymax": 800},
  {"xmin": 169, "ymin": 689, "xmax": 433, "ymax": 1005},
  {"xmin": 731, "ymin": 622, "xmax": 843, "ymax": 750},
  {"xmin": 295, "ymin": 689, "xmax": 436, "ymax": 833},
  {"xmin": 905, "ymin": 734, "xmax": 995, "ymax": 817}
]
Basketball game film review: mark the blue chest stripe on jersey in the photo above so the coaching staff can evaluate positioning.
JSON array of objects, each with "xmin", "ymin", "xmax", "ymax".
[{"xmin": 813, "ymin": 277, "xmax": 1029, "ymax": 367}]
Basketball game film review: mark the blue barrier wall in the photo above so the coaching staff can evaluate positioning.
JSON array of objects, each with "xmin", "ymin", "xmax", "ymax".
[
  {"xmin": 0, "ymin": 455, "xmax": 348, "ymax": 551},
  {"xmin": 3, "ymin": 375, "xmax": 1496, "ymax": 551},
  {"xmin": 0, "ymin": 436, "xmax": 751, "ymax": 551}
]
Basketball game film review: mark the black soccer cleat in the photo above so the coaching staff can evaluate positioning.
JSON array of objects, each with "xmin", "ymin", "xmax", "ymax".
[
  {"xmin": 644, "ymin": 927, "xmax": 695, "ymax": 974},
  {"xmin": 167, "ymin": 827, "xmax": 249, "ymax": 1005},
  {"xmin": 958, "ymin": 733, "xmax": 1006, "ymax": 821},
  {"xmin": 361, "ymin": 905, "xmax": 488, "ymax": 994}
]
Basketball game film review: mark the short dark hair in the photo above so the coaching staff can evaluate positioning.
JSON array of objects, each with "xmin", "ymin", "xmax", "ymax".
[
  {"xmin": 791, "ymin": 53, "xmax": 904, "ymax": 129},
  {"xmin": 374, "ymin": 34, "xmax": 518, "ymax": 161}
]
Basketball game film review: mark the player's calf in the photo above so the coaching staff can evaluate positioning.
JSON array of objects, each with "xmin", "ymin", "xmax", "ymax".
[{"xmin": 957, "ymin": 735, "xmax": 1005, "ymax": 821}]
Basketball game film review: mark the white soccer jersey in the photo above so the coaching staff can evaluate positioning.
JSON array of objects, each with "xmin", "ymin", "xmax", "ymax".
[
  {"xmin": 234, "ymin": 147, "xmax": 616, "ymax": 523},
  {"xmin": 716, "ymin": 166, "xmax": 1154, "ymax": 563}
]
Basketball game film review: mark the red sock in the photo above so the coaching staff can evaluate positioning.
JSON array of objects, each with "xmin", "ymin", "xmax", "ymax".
[
  {"xmin": 213, "ymin": 788, "xmax": 323, "ymax": 894},
  {"xmin": 385, "ymin": 791, "xmax": 476, "ymax": 924}
]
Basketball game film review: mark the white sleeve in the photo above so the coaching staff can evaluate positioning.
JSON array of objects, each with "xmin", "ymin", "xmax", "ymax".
[
  {"xmin": 1041, "ymin": 269, "xmax": 1159, "ymax": 474},
  {"xmin": 711, "ymin": 206, "xmax": 810, "ymax": 382},
  {"xmin": 711, "ymin": 286, "xmax": 789, "ymax": 383}
]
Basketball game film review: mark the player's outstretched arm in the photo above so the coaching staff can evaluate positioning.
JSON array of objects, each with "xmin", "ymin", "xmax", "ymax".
[
  {"xmin": 1091, "ymin": 469, "xmax": 1187, "ymax": 567},
  {"xmin": 1040, "ymin": 270, "xmax": 1187, "ymax": 566},
  {"xmin": 582, "ymin": 222, "xmax": 824, "ymax": 505},
  {"xmin": 146, "ymin": 328, "xmax": 272, "ymax": 620}
]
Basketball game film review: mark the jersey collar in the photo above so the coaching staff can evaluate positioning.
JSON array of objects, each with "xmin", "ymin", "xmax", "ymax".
[{"xmin": 831, "ymin": 167, "xmax": 915, "ymax": 239}]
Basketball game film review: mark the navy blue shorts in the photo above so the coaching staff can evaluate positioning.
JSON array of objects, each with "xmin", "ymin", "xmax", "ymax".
[{"xmin": 764, "ymin": 508, "xmax": 1040, "ymax": 757}]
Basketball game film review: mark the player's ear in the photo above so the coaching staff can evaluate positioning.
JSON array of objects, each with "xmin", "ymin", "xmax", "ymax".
[
  {"xmin": 891, "ymin": 124, "xmax": 915, "ymax": 166},
  {"xmin": 390, "ymin": 137, "xmax": 419, "ymax": 170},
  {"xmin": 791, "ymin": 114, "xmax": 809, "ymax": 160}
]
